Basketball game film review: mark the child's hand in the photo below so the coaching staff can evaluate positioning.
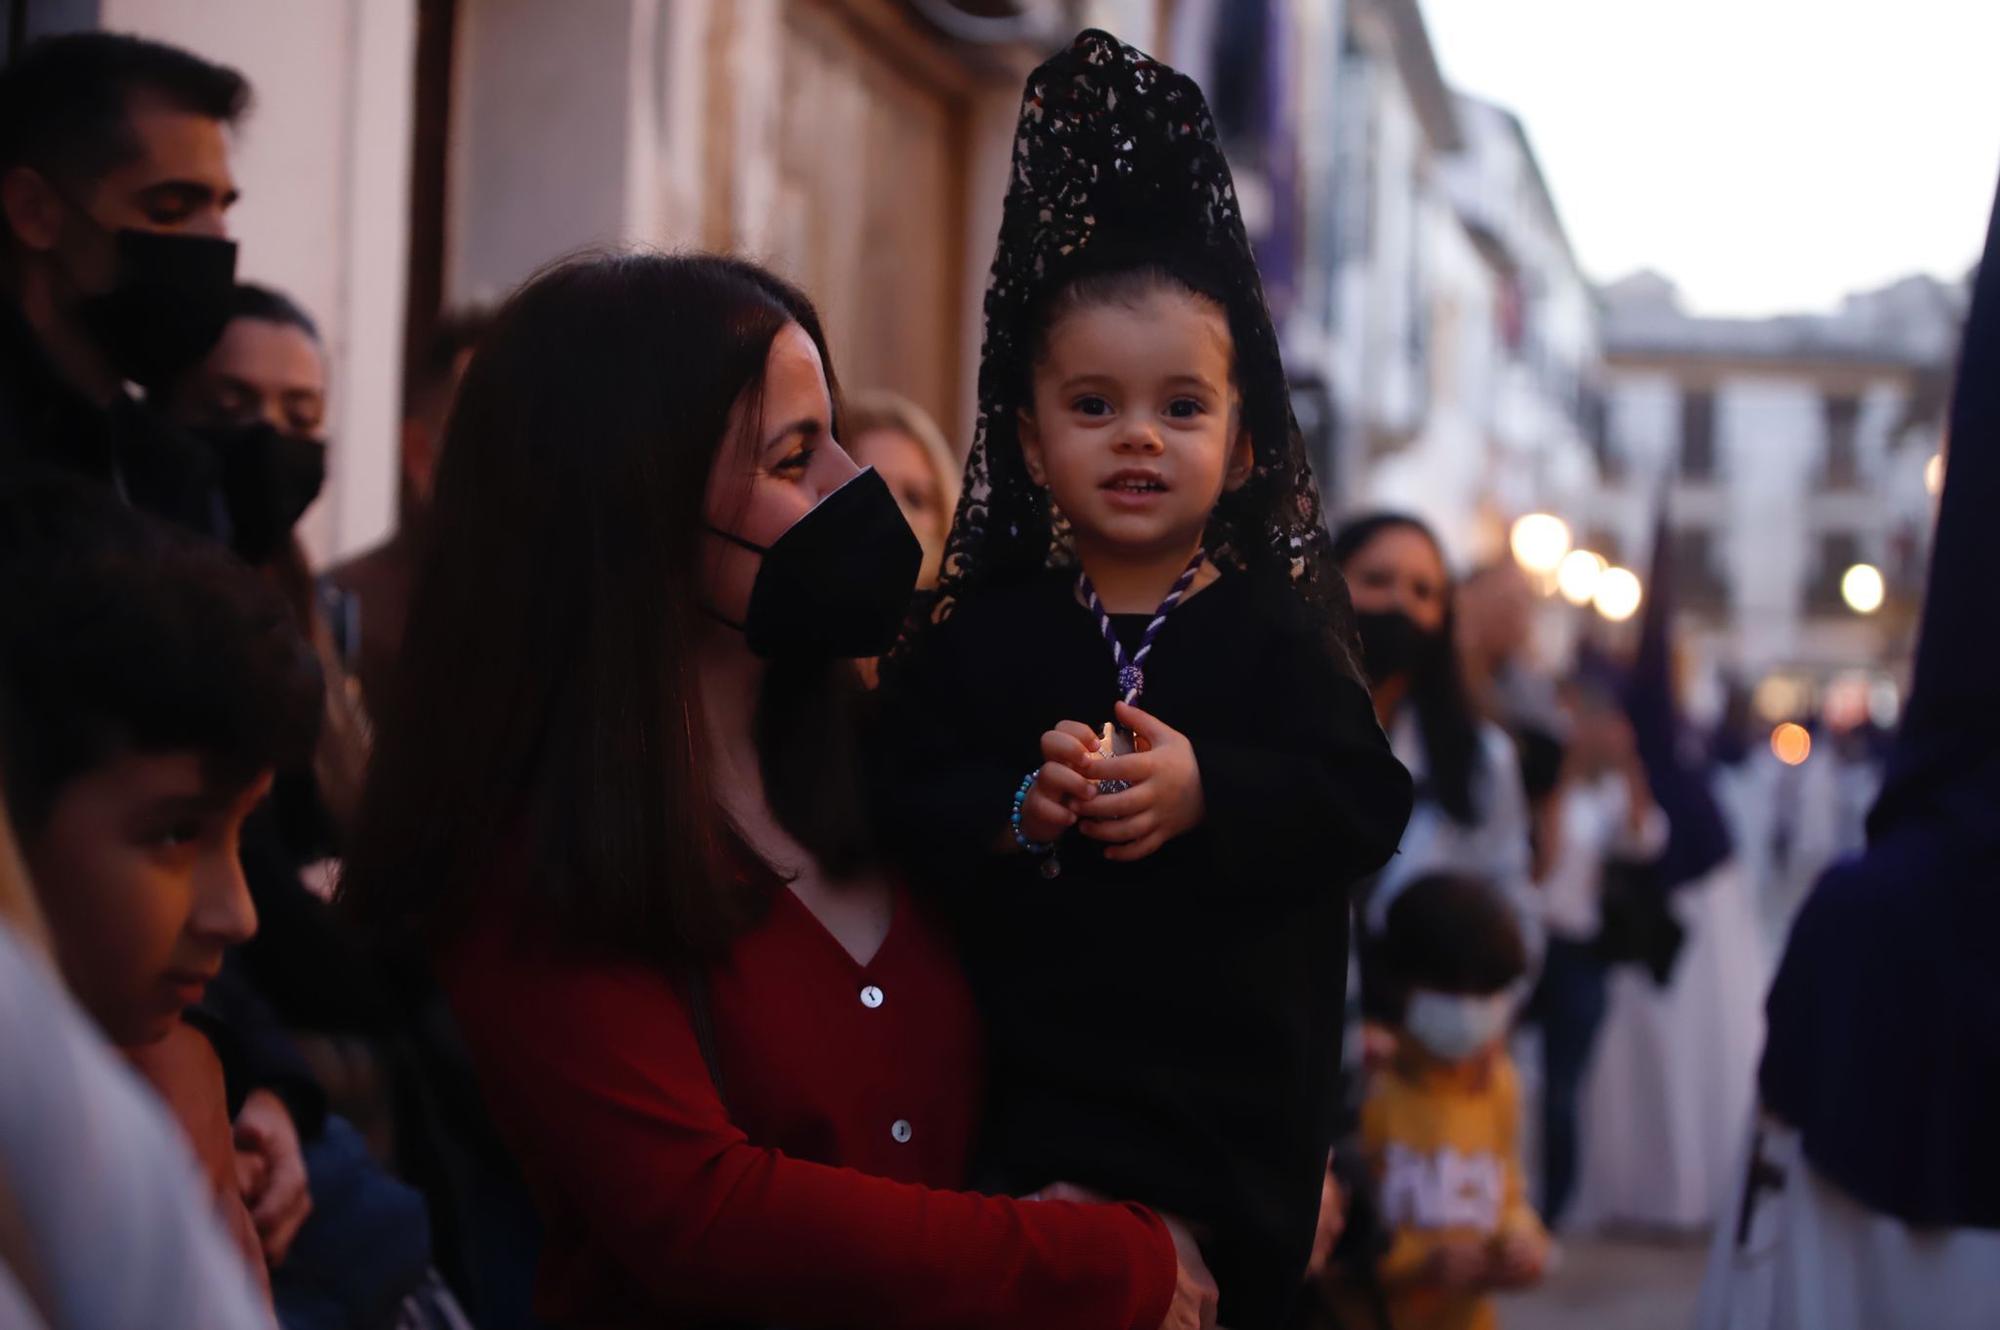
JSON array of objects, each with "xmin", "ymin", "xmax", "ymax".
[
  {"xmin": 234, "ymin": 1089, "xmax": 314, "ymax": 1266},
  {"xmin": 1487, "ymin": 1230, "xmax": 1549, "ymax": 1288},
  {"xmin": 1422, "ymin": 1240, "xmax": 1489, "ymax": 1291},
  {"xmin": 1077, "ymin": 702, "xmax": 1205, "ymax": 861},
  {"xmin": 1306, "ymin": 1163, "xmax": 1346, "ymax": 1280},
  {"xmin": 1016, "ymin": 722, "xmax": 1100, "ymax": 846}
]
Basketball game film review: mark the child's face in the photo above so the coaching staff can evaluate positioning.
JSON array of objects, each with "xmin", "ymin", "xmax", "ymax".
[
  {"xmin": 1401, "ymin": 987, "xmax": 1517, "ymax": 1065},
  {"xmin": 1020, "ymin": 287, "xmax": 1252, "ymax": 561},
  {"xmin": 25, "ymin": 752, "xmax": 267, "ymax": 1047}
]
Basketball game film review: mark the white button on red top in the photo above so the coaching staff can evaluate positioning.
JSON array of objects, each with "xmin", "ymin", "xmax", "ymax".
[
  {"xmin": 860, "ymin": 985, "xmax": 884, "ymax": 1009},
  {"xmin": 891, "ymin": 1119, "xmax": 913, "ymax": 1143}
]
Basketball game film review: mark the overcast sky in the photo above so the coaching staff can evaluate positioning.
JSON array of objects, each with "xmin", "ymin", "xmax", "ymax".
[{"xmin": 1419, "ymin": 0, "xmax": 2000, "ymax": 317}]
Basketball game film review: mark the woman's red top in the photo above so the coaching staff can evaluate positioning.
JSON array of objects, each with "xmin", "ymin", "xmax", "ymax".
[{"xmin": 440, "ymin": 878, "xmax": 1176, "ymax": 1329}]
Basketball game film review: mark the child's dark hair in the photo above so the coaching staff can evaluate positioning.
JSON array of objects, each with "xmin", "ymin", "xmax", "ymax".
[
  {"xmin": 1381, "ymin": 872, "xmax": 1527, "ymax": 1008},
  {"xmin": 1024, "ymin": 251, "xmax": 1238, "ymax": 396},
  {"xmin": 0, "ymin": 475, "xmax": 323, "ymax": 833}
]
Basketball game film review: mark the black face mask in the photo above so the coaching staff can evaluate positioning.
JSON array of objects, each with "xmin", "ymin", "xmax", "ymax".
[
  {"xmin": 78, "ymin": 228, "xmax": 239, "ymax": 390},
  {"xmin": 194, "ymin": 422, "xmax": 328, "ymax": 564},
  {"xmin": 707, "ymin": 467, "xmax": 921, "ymax": 659},
  {"xmin": 1354, "ymin": 608, "xmax": 1442, "ymax": 684}
]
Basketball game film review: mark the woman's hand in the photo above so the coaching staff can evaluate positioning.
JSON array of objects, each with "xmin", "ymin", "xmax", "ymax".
[
  {"xmin": 1078, "ymin": 702, "xmax": 1205, "ymax": 862},
  {"xmin": 1158, "ymin": 1212, "xmax": 1220, "ymax": 1330},
  {"xmin": 1015, "ymin": 722, "xmax": 1100, "ymax": 846},
  {"xmin": 1030, "ymin": 1182, "xmax": 1217, "ymax": 1330},
  {"xmin": 234, "ymin": 1088, "xmax": 314, "ymax": 1265}
]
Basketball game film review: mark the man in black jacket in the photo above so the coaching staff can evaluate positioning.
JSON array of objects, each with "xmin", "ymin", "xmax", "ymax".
[{"xmin": 0, "ymin": 31, "xmax": 246, "ymax": 531}]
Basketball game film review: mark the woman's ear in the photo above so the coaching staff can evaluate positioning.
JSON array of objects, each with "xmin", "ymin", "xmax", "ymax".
[
  {"xmin": 1017, "ymin": 408, "xmax": 1049, "ymax": 486},
  {"xmin": 1222, "ymin": 421, "xmax": 1256, "ymax": 492}
]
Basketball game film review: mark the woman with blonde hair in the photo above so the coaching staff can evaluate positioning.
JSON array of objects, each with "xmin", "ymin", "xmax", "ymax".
[{"xmin": 845, "ymin": 390, "xmax": 960, "ymax": 591}]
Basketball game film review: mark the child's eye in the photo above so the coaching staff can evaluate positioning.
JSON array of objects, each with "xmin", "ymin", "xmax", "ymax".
[
  {"xmin": 1072, "ymin": 395, "xmax": 1112, "ymax": 417},
  {"xmin": 144, "ymin": 820, "xmax": 204, "ymax": 852},
  {"xmin": 1165, "ymin": 397, "xmax": 1205, "ymax": 420}
]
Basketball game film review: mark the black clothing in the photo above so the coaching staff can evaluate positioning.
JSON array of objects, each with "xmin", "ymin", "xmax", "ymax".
[
  {"xmin": 881, "ymin": 566, "xmax": 1411, "ymax": 1327},
  {"xmin": 0, "ymin": 299, "xmax": 222, "ymax": 535},
  {"xmin": 1533, "ymin": 938, "xmax": 1609, "ymax": 1225},
  {"xmin": 1760, "ymin": 170, "xmax": 2000, "ymax": 1230},
  {"xmin": 187, "ymin": 965, "xmax": 329, "ymax": 1138}
]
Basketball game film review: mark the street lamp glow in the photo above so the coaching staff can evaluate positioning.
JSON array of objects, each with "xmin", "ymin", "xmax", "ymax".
[
  {"xmin": 1771, "ymin": 722, "xmax": 1812, "ymax": 767},
  {"xmin": 1556, "ymin": 549, "xmax": 1607, "ymax": 606},
  {"xmin": 1593, "ymin": 566, "xmax": 1643, "ymax": 622},
  {"xmin": 1841, "ymin": 563, "xmax": 1886, "ymax": 615},
  {"xmin": 1509, "ymin": 513, "xmax": 1572, "ymax": 575},
  {"xmin": 1925, "ymin": 452, "xmax": 1945, "ymax": 497}
]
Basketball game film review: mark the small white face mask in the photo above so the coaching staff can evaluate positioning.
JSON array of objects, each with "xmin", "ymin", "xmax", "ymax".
[{"xmin": 1403, "ymin": 987, "xmax": 1518, "ymax": 1063}]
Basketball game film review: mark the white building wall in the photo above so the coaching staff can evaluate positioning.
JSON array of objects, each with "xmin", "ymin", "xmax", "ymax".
[
  {"xmin": 104, "ymin": 0, "xmax": 416, "ymax": 563},
  {"xmin": 1366, "ymin": 184, "xmax": 1495, "ymax": 558},
  {"xmin": 1596, "ymin": 359, "xmax": 1931, "ymax": 685},
  {"xmin": 1716, "ymin": 377, "xmax": 1818, "ymax": 673},
  {"xmin": 448, "ymin": 0, "xmax": 645, "ymax": 306}
]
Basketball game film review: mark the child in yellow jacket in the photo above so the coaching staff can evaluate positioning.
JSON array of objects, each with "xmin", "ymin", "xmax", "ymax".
[{"xmin": 1352, "ymin": 872, "xmax": 1550, "ymax": 1330}]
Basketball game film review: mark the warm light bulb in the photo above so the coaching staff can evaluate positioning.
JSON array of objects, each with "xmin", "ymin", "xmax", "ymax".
[
  {"xmin": 1557, "ymin": 549, "xmax": 1607, "ymax": 606},
  {"xmin": 1593, "ymin": 566, "xmax": 1643, "ymax": 622},
  {"xmin": 1771, "ymin": 722, "xmax": 1812, "ymax": 767},
  {"xmin": 1841, "ymin": 563, "xmax": 1885, "ymax": 616},
  {"xmin": 1510, "ymin": 513, "xmax": 1573, "ymax": 576}
]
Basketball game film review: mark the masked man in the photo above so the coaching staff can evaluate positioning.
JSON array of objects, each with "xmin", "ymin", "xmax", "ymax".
[{"xmin": 0, "ymin": 30, "xmax": 247, "ymax": 535}]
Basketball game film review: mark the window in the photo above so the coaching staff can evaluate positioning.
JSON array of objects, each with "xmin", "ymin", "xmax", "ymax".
[
  {"xmin": 1583, "ymin": 388, "xmax": 1624, "ymax": 483},
  {"xmin": 1807, "ymin": 531, "xmax": 1863, "ymax": 614},
  {"xmin": 1822, "ymin": 395, "xmax": 1861, "ymax": 490},
  {"xmin": 1673, "ymin": 527, "xmax": 1730, "ymax": 614},
  {"xmin": 1680, "ymin": 389, "xmax": 1717, "ymax": 481}
]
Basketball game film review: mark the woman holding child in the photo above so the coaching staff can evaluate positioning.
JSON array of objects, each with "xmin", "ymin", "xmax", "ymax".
[{"xmin": 343, "ymin": 31, "xmax": 1410, "ymax": 1330}]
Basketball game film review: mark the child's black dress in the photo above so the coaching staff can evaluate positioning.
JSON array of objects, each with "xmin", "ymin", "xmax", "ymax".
[{"xmin": 880, "ymin": 565, "xmax": 1413, "ymax": 1327}]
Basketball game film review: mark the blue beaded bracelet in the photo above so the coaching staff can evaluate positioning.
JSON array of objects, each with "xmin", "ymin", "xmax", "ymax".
[{"xmin": 1011, "ymin": 770, "xmax": 1055, "ymax": 855}]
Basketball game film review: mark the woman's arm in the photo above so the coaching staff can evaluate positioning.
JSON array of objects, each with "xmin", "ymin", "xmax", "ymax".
[{"xmin": 445, "ymin": 933, "xmax": 1179, "ymax": 1330}]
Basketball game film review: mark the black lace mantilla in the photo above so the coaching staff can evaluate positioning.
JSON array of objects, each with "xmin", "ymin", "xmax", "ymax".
[{"xmin": 893, "ymin": 28, "xmax": 1361, "ymax": 680}]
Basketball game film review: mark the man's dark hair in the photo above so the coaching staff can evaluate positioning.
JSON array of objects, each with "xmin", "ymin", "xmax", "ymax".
[
  {"xmin": 1381, "ymin": 872, "xmax": 1528, "ymax": 1008},
  {"xmin": 0, "ymin": 31, "xmax": 249, "ymax": 200},
  {"xmin": 0, "ymin": 474, "xmax": 322, "ymax": 834},
  {"xmin": 226, "ymin": 282, "xmax": 320, "ymax": 342}
]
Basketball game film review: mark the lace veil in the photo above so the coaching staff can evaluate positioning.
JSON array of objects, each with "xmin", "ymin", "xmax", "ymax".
[{"xmin": 894, "ymin": 29, "xmax": 1361, "ymax": 680}]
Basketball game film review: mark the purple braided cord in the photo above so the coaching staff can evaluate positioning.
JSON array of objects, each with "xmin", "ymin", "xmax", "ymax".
[{"xmin": 1077, "ymin": 549, "xmax": 1207, "ymax": 705}]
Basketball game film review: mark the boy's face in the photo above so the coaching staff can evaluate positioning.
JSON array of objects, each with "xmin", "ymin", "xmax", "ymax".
[
  {"xmin": 25, "ymin": 752, "xmax": 266, "ymax": 1047},
  {"xmin": 1020, "ymin": 287, "xmax": 1252, "ymax": 562}
]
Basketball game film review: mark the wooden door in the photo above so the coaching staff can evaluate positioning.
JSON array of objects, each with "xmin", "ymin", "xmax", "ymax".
[{"xmin": 768, "ymin": 0, "xmax": 970, "ymax": 439}]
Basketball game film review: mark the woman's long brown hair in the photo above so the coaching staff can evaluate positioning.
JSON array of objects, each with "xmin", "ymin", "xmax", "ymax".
[{"xmin": 338, "ymin": 252, "xmax": 865, "ymax": 966}]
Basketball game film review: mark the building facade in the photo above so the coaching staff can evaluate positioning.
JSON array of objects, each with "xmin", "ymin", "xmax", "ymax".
[
  {"xmin": 1587, "ymin": 271, "xmax": 1959, "ymax": 710},
  {"xmin": 1234, "ymin": 0, "xmax": 1602, "ymax": 566}
]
